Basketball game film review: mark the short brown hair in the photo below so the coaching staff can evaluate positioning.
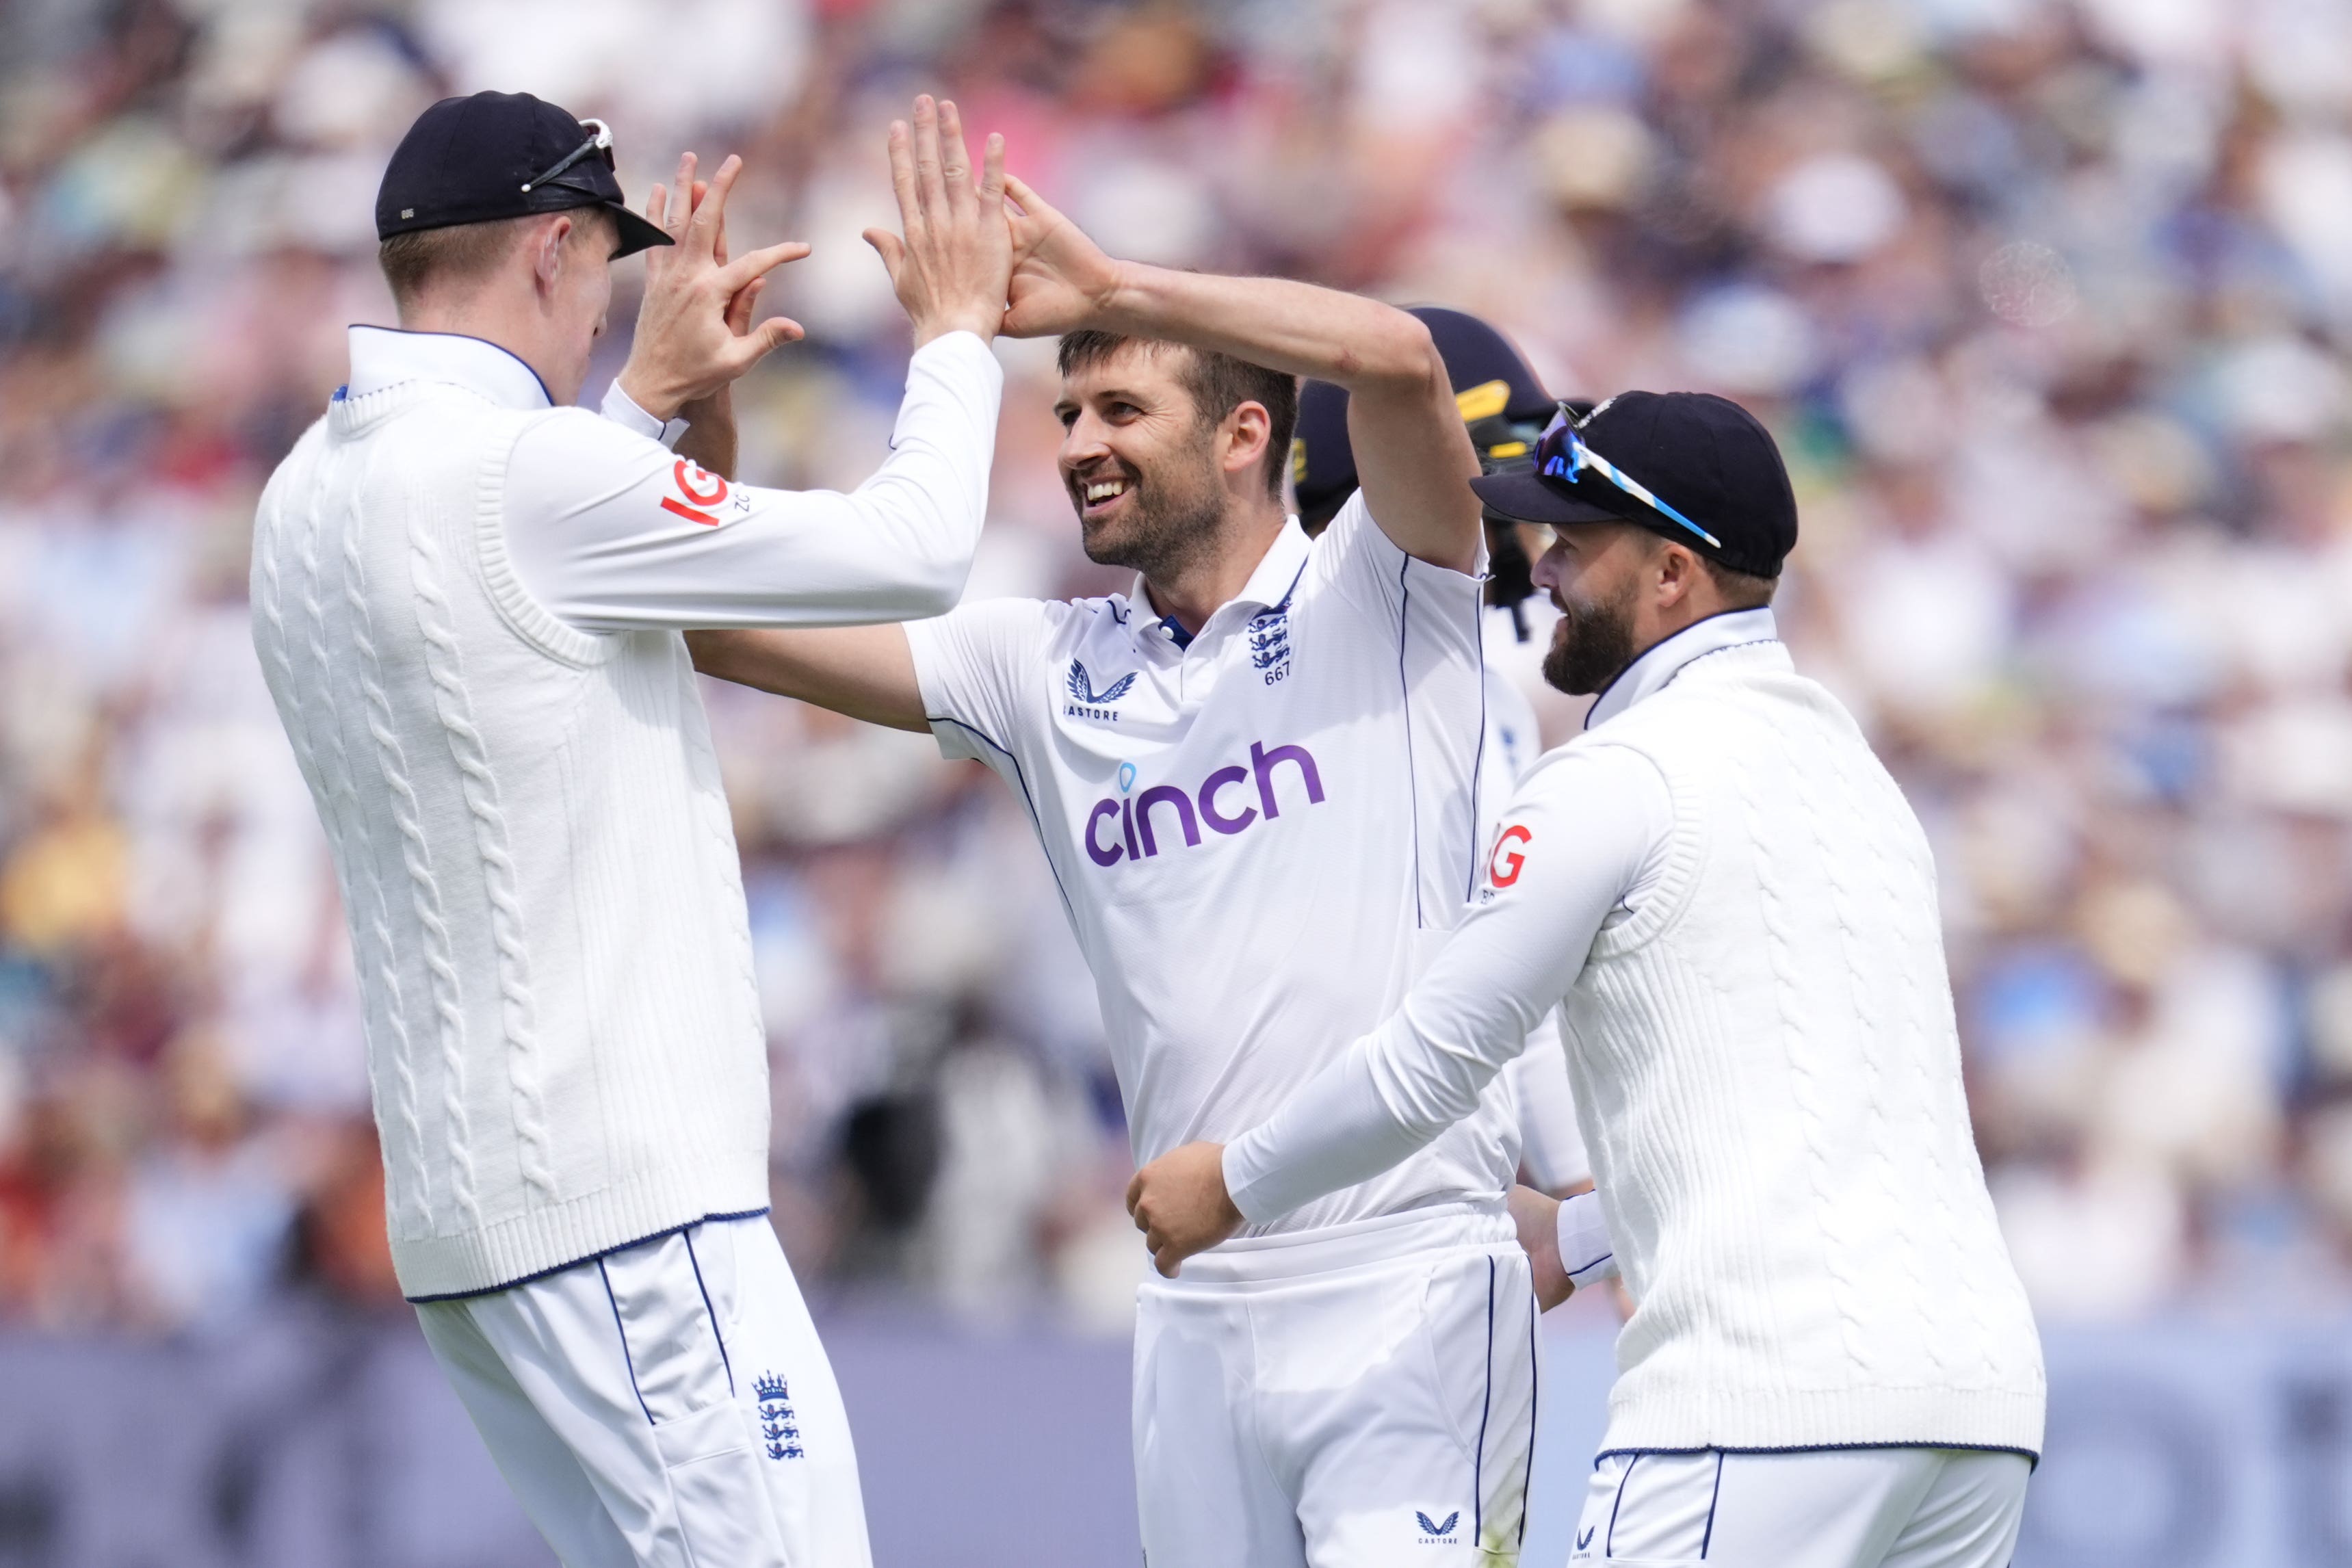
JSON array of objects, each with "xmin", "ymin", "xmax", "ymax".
[
  {"xmin": 1700, "ymin": 555, "xmax": 1779, "ymax": 607},
  {"xmin": 1056, "ymin": 330, "xmax": 1299, "ymax": 499},
  {"xmin": 378, "ymin": 209, "xmax": 615, "ymax": 309}
]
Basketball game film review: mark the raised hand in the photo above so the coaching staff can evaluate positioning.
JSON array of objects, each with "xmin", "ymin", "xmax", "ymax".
[
  {"xmin": 1000, "ymin": 172, "xmax": 1123, "ymax": 339},
  {"xmin": 863, "ymin": 96, "xmax": 1012, "ymax": 348},
  {"xmin": 618, "ymin": 151, "xmax": 809, "ymax": 421},
  {"xmin": 1126, "ymin": 1141, "xmax": 1244, "ymax": 1277}
]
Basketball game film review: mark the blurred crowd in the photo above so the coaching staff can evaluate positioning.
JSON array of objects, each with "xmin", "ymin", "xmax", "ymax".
[{"xmin": 1, "ymin": 0, "xmax": 2350, "ymax": 1340}]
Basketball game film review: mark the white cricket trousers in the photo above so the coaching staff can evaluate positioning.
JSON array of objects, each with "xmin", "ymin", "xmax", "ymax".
[
  {"xmin": 1135, "ymin": 1202, "xmax": 1539, "ymax": 1567},
  {"xmin": 1571, "ymin": 1446, "xmax": 2030, "ymax": 1567},
  {"xmin": 414, "ymin": 1212, "xmax": 871, "ymax": 1568}
]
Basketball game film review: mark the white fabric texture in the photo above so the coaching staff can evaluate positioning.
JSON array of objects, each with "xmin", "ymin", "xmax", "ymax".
[
  {"xmin": 1223, "ymin": 610, "xmax": 2047, "ymax": 1457},
  {"xmin": 1559, "ymin": 1188, "xmax": 1618, "ymax": 1287},
  {"xmin": 1571, "ymin": 1448, "xmax": 2030, "ymax": 1568},
  {"xmin": 1133, "ymin": 1204, "xmax": 1538, "ymax": 1567},
  {"xmin": 906, "ymin": 495, "xmax": 1514, "ymax": 1238},
  {"xmin": 1482, "ymin": 659, "xmax": 1591, "ymax": 1192},
  {"xmin": 252, "ymin": 328, "xmax": 999, "ymax": 1296},
  {"xmin": 417, "ymin": 1214, "xmax": 870, "ymax": 1568}
]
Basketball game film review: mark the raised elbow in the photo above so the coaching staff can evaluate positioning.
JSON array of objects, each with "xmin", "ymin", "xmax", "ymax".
[
  {"xmin": 902, "ymin": 551, "xmax": 971, "ymax": 618},
  {"xmin": 1355, "ymin": 310, "xmax": 1446, "ymax": 394}
]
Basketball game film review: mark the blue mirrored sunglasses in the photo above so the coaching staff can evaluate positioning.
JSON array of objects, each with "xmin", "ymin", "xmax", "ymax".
[{"xmin": 1533, "ymin": 406, "xmax": 1723, "ymax": 551}]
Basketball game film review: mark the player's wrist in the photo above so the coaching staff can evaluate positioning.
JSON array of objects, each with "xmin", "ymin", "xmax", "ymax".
[
  {"xmin": 910, "ymin": 308, "xmax": 999, "ymax": 349},
  {"xmin": 616, "ymin": 365, "xmax": 688, "ymax": 424}
]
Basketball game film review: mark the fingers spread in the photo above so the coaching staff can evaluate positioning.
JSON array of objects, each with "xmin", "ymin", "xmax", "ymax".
[
  {"xmin": 718, "ymin": 239, "xmax": 811, "ymax": 294},
  {"xmin": 862, "ymin": 226, "xmax": 906, "ymax": 282},
  {"xmin": 938, "ymin": 98, "xmax": 973, "ymax": 211},
  {"xmin": 665, "ymin": 153, "xmax": 698, "ymax": 236},
  {"xmin": 883, "ymin": 119, "xmax": 922, "ymax": 237},
  {"xmin": 911, "ymin": 94, "xmax": 945, "ymax": 220},
  {"xmin": 978, "ymin": 131, "xmax": 1006, "ymax": 205},
  {"xmin": 689, "ymin": 154, "xmax": 743, "ymax": 259}
]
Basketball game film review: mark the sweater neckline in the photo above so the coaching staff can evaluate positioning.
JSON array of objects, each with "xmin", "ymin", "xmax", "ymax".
[{"xmin": 1584, "ymin": 606, "xmax": 1780, "ymax": 731}]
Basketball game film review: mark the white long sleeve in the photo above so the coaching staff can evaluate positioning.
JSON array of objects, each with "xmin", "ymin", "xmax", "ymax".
[
  {"xmin": 1223, "ymin": 744, "xmax": 1671, "ymax": 1222},
  {"xmin": 504, "ymin": 331, "xmax": 1002, "ymax": 631},
  {"xmin": 1503, "ymin": 1011, "xmax": 1588, "ymax": 1191}
]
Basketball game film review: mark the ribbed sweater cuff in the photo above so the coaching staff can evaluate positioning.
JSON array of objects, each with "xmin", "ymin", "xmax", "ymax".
[
  {"xmin": 391, "ymin": 1157, "xmax": 770, "ymax": 1300},
  {"xmin": 1602, "ymin": 1383, "xmax": 2047, "ymax": 1461}
]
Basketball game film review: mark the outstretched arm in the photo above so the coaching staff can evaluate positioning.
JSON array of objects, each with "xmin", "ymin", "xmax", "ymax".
[
  {"xmin": 686, "ymin": 626, "xmax": 927, "ymax": 733},
  {"xmin": 1126, "ymin": 747, "xmax": 1667, "ymax": 1275},
  {"xmin": 999, "ymin": 174, "xmax": 1480, "ymax": 573},
  {"xmin": 508, "ymin": 99, "xmax": 1016, "ymax": 633}
]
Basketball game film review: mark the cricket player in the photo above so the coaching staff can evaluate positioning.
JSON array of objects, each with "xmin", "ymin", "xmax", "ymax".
[
  {"xmin": 250, "ymin": 90, "xmax": 1012, "ymax": 1567},
  {"xmin": 690, "ymin": 181, "xmax": 1538, "ymax": 1563},
  {"xmin": 1290, "ymin": 306, "xmax": 1592, "ymax": 1200},
  {"xmin": 1130, "ymin": 393, "xmax": 2048, "ymax": 1567}
]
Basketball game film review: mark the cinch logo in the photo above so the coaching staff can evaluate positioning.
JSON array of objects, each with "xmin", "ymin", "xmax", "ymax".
[{"xmin": 1084, "ymin": 741, "xmax": 1324, "ymax": 867}]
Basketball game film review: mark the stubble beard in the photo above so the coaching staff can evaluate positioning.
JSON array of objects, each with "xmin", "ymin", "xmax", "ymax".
[
  {"xmin": 1073, "ymin": 439, "xmax": 1229, "ymax": 584},
  {"xmin": 1541, "ymin": 576, "xmax": 1641, "ymax": 696}
]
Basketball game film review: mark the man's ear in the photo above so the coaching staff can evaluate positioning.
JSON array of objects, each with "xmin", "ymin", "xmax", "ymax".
[
  {"xmin": 1220, "ymin": 400, "xmax": 1272, "ymax": 480},
  {"xmin": 1654, "ymin": 539, "xmax": 1702, "ymax": 610},
  {"xmin": 533, "ymin": 214, "xmax": 575, "ymax": 295}
]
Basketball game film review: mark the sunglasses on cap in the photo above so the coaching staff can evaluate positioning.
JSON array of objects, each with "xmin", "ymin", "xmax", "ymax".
[
  {"xmin": 521, "ymin": 118, "xmax": 615, "ymax": 195},
  {"xmin": 1532, "ymin": 403, "xmax": 1723, "ymax": 551}
]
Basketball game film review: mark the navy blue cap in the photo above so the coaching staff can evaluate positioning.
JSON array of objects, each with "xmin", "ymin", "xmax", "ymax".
[
  {"xmin": 1469, "ymin": 391, "xmax": 1799, "ymax": 579},
  {"xmin": 1292, "ymin": 306, "xmax": 1552, "ymax": 525},
  {"xmin": 376, "ymin": 92, "xmax": 671, "ymax": 257}
]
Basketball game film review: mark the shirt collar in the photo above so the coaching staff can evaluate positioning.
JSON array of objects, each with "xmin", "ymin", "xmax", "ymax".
[
  {"xmin": 343, "ymin": 325, "xmax": 554, "ymax": 410},
  {"xmin": 1584, "ymin": 606, "xmax": 1780, "ymax": 731},
  {"xmin": 1128, "ymin": 518, "xmax": 1312, "ymax": 651}
]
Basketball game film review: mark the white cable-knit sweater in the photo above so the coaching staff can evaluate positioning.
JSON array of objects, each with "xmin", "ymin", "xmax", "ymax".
[
  {"xmin": 250, "ymin": 336, "xmax": 997, "ymax": 1298},
  {"xmin": 1227, "ymin": 625, "xmax": 2046, "ymax": 1458}
]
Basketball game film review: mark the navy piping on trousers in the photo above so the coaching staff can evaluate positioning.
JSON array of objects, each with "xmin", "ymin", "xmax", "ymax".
[
  {"xmin": 681, "ymin": 1227, "xmax": 732, "ymax": 1397},
  {"xmin": 404, "ymin": 1207, "xmax": 772, "ymax": 1303},
  {"xmin": 1471, "ymin": 1256, "xmax": 1495, "ymax": 1542},
  {"xmin": 597, "ymin": 1257, "xmax": 654, "ymax": 1426},
  {"xmin": 1519, "ymin": 1290, "xmax": 1539, "ymax": 1548},
  {"xmin": 1606, "ymin": 1453, "xmax": 1640, "ymax": 1557},
  {"xmin": 1701, "ymin": 1450, "xmax": 1723, "ymax": 1558}
]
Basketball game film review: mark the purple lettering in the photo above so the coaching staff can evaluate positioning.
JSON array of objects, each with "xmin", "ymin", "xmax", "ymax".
[
  {"xmin": 1121, "ymin": 798, "xmax": 1139, "ymax": 861},
  {"xmin": 1085, "ymin": 800, "xmax": 1125, "ymax": 866},
  {"xmin": 1136, "ymin": 785, "xmax": 1201, "ymax": 857},
  {"xmin": 1198, "ymin": 766, "xmax": 1257, "ymax": 834},
  {"xmin": 1251, "ymin": 740, "xmax": 1324, "ymax": 820}
]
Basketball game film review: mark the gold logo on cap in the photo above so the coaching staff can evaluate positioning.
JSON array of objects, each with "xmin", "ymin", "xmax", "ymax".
[{"xmin": 1454, "ymin": 379, "xmax": 1511, "ymax": 423}]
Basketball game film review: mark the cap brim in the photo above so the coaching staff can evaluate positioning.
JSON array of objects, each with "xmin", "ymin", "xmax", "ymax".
[
  {"xmin": 1468, "ymin": 470, "xmax": 1634, "ymax": 526},
  {"xmin": 607, "ymin": 202, "xmax": 675, "ymax": 257}
]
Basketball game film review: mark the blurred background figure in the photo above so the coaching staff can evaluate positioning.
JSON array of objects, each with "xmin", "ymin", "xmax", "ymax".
[{"xmin": 0, "ymin": 0, "xmax": 2349, "ymax": 1561}]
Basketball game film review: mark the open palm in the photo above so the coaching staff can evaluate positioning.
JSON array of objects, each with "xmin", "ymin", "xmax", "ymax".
[{"xmin": 1002, "ymin": 173, "xmax": 1123, "ymax": 339}]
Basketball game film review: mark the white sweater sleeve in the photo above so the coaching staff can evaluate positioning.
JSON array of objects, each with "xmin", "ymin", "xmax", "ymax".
[
  {"xmin": 1505, "ymin": 1010, "xmax": 1590, "ymax": 1192},
  {"xmin": 1223, "ymin": 744, "xmax": 1672, "ymax": 1223},
  {"xmin": 503, "ymin": 331, "xmax": 1002, "ymax": 631}
]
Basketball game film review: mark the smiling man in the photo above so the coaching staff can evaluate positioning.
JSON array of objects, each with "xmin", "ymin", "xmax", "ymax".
[
  {"xmin": 689, "ymin": 179, "xmax": 1541, "ymax": 1565},
  {"xmin": 1128, "ymin": 393, "xmax": 2048, "ymax": 1568}
]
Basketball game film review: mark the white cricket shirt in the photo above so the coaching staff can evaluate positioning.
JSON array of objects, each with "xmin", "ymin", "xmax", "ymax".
[{"xmin": 907, "ymin": 493, "xmax": 1518, "ymax": 1238}]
